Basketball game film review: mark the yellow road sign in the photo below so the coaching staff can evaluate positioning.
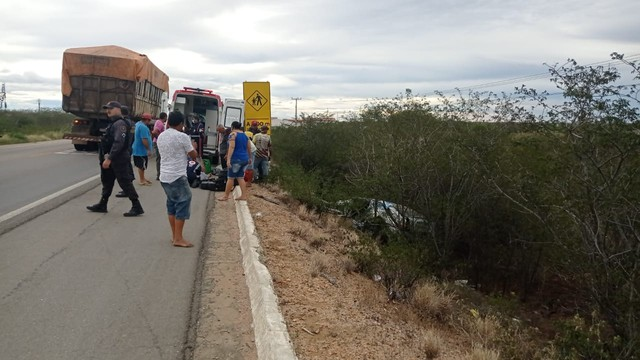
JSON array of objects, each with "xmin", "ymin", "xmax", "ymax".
[{"xmin": 243, "ymin": 81, "xmax": 271, "ymax": 132}]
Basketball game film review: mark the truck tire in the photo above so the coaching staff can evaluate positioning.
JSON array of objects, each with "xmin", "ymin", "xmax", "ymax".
[
  {"xmin": 74, "ymin": 144, "xmax": 87, "ymax": 151},
  {"xmin": 86, "ymin": 142, "xmax": 98, "ymax": 151}
]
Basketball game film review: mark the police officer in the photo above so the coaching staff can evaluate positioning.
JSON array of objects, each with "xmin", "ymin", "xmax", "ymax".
[
  {"xmin": 87, "ymin": 101, "xmax": 144, "ymax": 216},
  {"xmin": 114, "ymin": 105, "xmax": 134, "ymax": 198}
]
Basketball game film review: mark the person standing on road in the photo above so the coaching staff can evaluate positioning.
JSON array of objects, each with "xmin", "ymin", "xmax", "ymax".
[
  {"xmin": 157, "ymin": 111, "xmax": 198, "ymax": 248},
  {"xmin": 132, "ymin": 113, "xmax": 153, "ymax": 185},
  {"xmin": 252, "ymin": 125, "xmax": 271, "ymax": 182},
  {"xmin": 87, "ymin": 101, "xmax": 144, "ymax": 217},
  {"xmin": 152, "ymin": 112, "xmax": 167, "ymax": 180},
  {"xmin": 216, "ymin": 124, "xmax": 231, "ymax": 169},
  {"xmin": 114, "ymin": 105, "xmax": 135, "ymax": 198},
  {"xmin": 217, "ymin": 121, "xmax": 251, "ymax": 202}
]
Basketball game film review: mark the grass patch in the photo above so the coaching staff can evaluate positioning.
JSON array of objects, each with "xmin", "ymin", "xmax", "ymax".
[
  {"xmin": 309, "ymin": 254, "xmax": 328, "ymax": 277},
  {"xmin": 418, "ymin": 329, "xmax": 443, "ymax": 359},
  {"xmin": 0, "ymin": 110, "xmax": 74, "ymax": 145},
  {"xmin": 466, "ymin": 346, "xmax": 500, "ymax": 360},
  {"xmin": 411, "ymin": 280, "xmax": 456, "ymax": 322}
]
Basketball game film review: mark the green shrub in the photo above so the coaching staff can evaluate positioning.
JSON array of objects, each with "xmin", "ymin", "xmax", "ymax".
[
  {"xmin": 349, "ymin": 233, "xmax": 429, "ymax": 300},
  {"xmin": 552, "ymin": 313, "xmax": 625, "ymax": 360},
  {"xmin": 9, "ymin": 132, "xmax": 27, "ymax": 141},
  {"xmin": 0, "ymin": 110, "xmax": 74, "ymax": 144}
]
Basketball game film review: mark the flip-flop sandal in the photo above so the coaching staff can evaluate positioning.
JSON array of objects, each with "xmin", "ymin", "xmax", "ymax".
[
  {"xmin": 217, "ymin": 197, "xmax": 230, "ymax": 201},
  {"xmin": 173, "ymin": 242, "xmax": 194, "ymax": 248}
]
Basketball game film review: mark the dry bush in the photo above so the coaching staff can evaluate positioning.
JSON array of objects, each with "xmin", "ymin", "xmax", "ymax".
[
  {"xmin": 411, "ymin": 280, "xmax": 456, "ymax": 322},
  {"xmin": 267, "ymin": 186, "xmax": 296, "ymax": 206},
  {"xmin": 337, "ymin": 257, "xmax": 358, "ymax": 274},
  {"xmin": 288, "ymin": 227, "xmax": 310, "ymax": 240},
  {"xmin": 329, "ymin": 224, "xmax": 360, "ymax": 245},
  {"xmin": 309, "ymin": 236, "xmax": 325, "ymax": 249},
  {"xmin": 417, "ymin": 329, "xmax": 443, "ymax": 359},
  {"xmin": 324, "ymin": 215, "xmax": 342, "ymax": 231},
  {"xmin": 356, "ymin": 281, "xmax": 386, "ymax": 309},
  {"xmin": 466, "ymin": 345, "xmax": 500, "ymax": 360},
  {"xmin": 310, "ymin": 254, "xmax": 328, "ymax": 277},
  {"xmin": 296, "ymin": 204, "xmax": 318, "ymax": 222},
  {"xmin": 470, "ymin": 314, "xmax": 501, "ymax": 348},
  {"xmin": 313, "ymin": 213, "xmax": 330, "ymax": 228},
  {"xmin": 262, "ymin": 183, "xmax": 280, "ymax": 193}
]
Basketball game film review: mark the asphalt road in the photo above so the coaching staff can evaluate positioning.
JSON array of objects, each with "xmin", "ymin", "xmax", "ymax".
[
  {"xmin": 0, "ymin": 141, "xmax": 212, "ymax": 360},
  {"xmin": 0, "ymin": 140, "xmax": 99, "ymax": 217}
]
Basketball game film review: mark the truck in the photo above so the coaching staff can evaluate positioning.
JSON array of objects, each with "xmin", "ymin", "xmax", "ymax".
[{"xmin": 61, "ymin": 45, "xmax": 170, "ymax": 151}]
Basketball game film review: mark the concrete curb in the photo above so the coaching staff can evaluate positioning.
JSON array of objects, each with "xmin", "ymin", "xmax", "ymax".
[
  {"xmin": 0, "ymin": 175, "xmax": 101, "ymax": 236},
  {"xmin": 233, "ymin": 188, "xmax": 298, "ymax": 360}
]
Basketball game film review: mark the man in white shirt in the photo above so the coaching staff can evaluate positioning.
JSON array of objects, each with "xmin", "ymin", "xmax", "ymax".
[{"xmin": 157, "ymin": 111, "xmax": 198, "ymax": 248}]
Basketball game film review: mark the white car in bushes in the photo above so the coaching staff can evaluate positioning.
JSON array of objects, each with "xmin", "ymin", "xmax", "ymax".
[{"xmin": 334, "ymin": 198, "xmax": 428, "ymax": 233}]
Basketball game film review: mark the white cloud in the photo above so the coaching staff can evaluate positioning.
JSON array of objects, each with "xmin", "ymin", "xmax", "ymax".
[{"xmin": 0, "ymin": 0, "xmax": 638, "ymax": 119}]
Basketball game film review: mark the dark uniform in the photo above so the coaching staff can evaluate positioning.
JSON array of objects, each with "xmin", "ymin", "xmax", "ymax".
[
  {"xmin": 87, "ymin": 101, "xmax": 144, "ymax": 216},
  {"xmin": 219, "ymin": 127, "xmax": 231, "ymax": 169}
]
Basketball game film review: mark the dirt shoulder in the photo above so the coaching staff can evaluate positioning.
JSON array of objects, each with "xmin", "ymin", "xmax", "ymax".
[
  {"xmin": 247, "ymin": 184, "xmax": 468, "ymax": 360},
  {"xmin": 192, "ymin": 196, "xmax": 257, "ymax": 360},
  {"xmin": 194, "ymin": 183, "xmax": 545, "ymax": 360}
]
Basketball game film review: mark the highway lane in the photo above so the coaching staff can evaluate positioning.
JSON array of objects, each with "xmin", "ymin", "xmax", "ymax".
[
  {"xmin": 0, "ymin": 140, "xmax": 99, "ymax": 217},
  {"xmin": 0, "ymin": 156, "xmax": 212, "ymax": 360}
]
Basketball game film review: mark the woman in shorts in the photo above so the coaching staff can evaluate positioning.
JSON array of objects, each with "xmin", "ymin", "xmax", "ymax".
[{"xmin": 217, "ymin": 121, "xmax": 251, "ymax": 201}]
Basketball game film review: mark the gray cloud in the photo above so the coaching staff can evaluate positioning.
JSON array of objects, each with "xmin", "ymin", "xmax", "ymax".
[{"xmin": 0, "ymin": 0, "xmax": 638, "ymax": 119}]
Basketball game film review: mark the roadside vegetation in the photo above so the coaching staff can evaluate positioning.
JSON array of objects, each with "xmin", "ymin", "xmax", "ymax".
[
  {"xmin": 0, "ymin": 109, "xmax": 73, "ymax": 145},
  {"xmin": 270, "ymin": 53, "xmax": 640, "ymax": 359}
]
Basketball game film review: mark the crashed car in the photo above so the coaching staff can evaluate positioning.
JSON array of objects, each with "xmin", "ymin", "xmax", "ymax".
[{"xmin": 334, "ymin": 198, "xmax": 428, "ymax": 233}]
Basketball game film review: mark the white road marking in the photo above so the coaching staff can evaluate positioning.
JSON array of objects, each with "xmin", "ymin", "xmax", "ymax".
[
  {"xmin": 55, "ymin": 149, "xmax": 97, "ymax": 155},
  {"xmin": 0, "ymin": 175, "xmax": 101, "ymax": 223}
]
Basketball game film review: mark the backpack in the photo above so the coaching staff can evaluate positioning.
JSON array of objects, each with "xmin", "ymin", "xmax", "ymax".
[
  {"xmin": 186, "ymin": 160, "xmax": 202, "ymax": 188},
  {"xmin": 200, "ymin": 177, "xmax": 227, "ymax": 191}
]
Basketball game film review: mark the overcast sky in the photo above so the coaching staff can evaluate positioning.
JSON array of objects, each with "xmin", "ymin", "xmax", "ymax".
[{"xmin": 1, "ymin": 0, "xmax": 639, "ymax": 119}]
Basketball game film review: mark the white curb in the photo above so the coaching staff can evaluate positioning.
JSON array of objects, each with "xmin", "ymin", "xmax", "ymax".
[{"xmin": 233, "ymin": 188, "xmax": 298, "ymax": 360}]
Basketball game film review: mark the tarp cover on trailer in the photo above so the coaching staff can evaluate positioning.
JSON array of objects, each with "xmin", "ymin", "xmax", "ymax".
[{"xmin": 61, "ymin": 45, "xmax": 169, "ymax": 96}]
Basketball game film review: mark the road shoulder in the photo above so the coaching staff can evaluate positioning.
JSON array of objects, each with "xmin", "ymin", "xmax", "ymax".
[{"xmin": 191, "ymin": 192, "xmax": 257, "ymax": 360}]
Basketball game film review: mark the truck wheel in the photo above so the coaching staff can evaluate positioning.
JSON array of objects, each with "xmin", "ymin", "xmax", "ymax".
[
  {"xmin": 86, "ymin": 142, "xmax": 98, "ymax": 151},
  {"xmin": 74, "ymin": 144, "xmax": 87, "ymax": 151}
]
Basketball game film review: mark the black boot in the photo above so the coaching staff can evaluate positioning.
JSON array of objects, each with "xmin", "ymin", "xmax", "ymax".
[
  {"xmin": 123, "ymin": 199, "xmax": 144, "ymax": 217},
  {"xmin": 87, "ymin": 197, "xmax": 108, "ymax": 213},
  {"xmin": 115, "ymin": 191, "xmax": 127, "ymax": 198}
]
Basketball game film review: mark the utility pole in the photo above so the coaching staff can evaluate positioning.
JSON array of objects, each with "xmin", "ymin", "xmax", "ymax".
[
  {"xmin": 38, "ymin": 99, "xmax": 41, "ymax": 112},
  {"xmin": 0, "ymin": 83, "xmax": 6, "ymax": 110},
  {"xmin": 291, "ymin": 97, "xmax": 302, "ymax": 120}
]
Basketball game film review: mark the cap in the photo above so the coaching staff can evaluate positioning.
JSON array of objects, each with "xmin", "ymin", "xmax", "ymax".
[
  {"xmin": 251, "ymin": 120, "xmax": 258, "ymax": 126},
  {"xmin": 102, "ymin": 101, "xmax": 122, "ymax": 109},
  {"xmin": 141, "ymin": 113, "xmax": 152, "ymax": 120}
]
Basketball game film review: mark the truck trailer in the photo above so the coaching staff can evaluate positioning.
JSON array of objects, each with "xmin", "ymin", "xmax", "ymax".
[{"xmin": 61, "ymin": 45, "xmax": 169, "ymax": 150}]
